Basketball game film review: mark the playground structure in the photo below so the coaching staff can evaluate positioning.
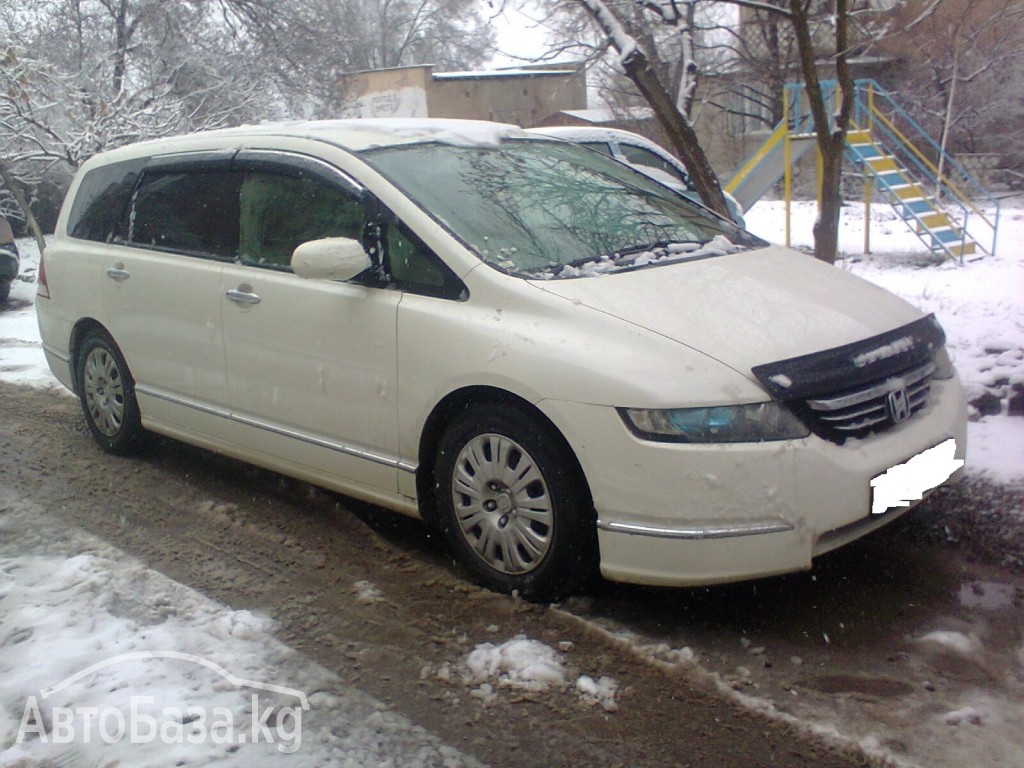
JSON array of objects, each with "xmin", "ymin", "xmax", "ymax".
[{"xmin": 725, "ymin": 79, "xmax": 1001, "ymax": 262}]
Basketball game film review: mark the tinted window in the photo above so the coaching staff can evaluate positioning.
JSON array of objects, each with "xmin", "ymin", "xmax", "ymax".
[
  {"xmin": 385, "ymin": 218, "xmax": 463, "ymax": 299},
  {"xmin": 238, "ymin": 172, "xmax": 363, "ymax": 269},
  {"xmin": 68, "ymin": 159, "xmax": 145, "ymax": 242},
  {"xmin": 130, "ymin": 170, "xmax": 241, "ymax": 258}
]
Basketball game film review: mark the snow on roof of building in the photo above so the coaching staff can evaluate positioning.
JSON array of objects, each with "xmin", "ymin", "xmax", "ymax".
[{"xmin": 432, "ymin": 68, "xmax": 579, "ymax": 80}]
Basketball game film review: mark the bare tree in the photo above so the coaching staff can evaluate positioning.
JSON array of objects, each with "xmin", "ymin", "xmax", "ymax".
[
  {"xmin": 0, "ymin": 0, "xmax": 497, "ymax": 231},
  {"xmin": 573, "ymin": 0, "xmax": 731, "ymax": 218},
  {"xmin": 215, "ymin": 0, "xmax": 496, "ymax": 116},
  {"xmin": 874, "ymin": 0, "xmax": 1024, "ymax": 183},
  {"xmin": 788, "ymin": 0, "xmax": 854, "ymax": 264}
]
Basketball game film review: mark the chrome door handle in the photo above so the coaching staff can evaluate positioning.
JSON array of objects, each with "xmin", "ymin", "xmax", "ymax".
[
  {"xmin": 226, "ymin": 288, "xmax": 261, "ymax": 305},
  {"xmin": 105, "ymin": 266, "xmax": 130, "ymax": 281}
]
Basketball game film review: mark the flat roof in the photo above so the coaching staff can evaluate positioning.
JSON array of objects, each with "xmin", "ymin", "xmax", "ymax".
[{"xmin": 433, "ymin": 68, "xmax": 579, "ymax": 80}]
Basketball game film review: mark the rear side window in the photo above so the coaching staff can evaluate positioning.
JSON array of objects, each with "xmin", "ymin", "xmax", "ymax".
[
  {"xmin": 129, "ymin": 170, "xmax": 241, "ymax": 259},
  {"xmin": 67, "ymin": 159, "xmax": 145, "ymax": 242}
]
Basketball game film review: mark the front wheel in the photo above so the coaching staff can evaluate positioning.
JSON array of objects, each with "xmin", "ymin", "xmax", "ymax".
[
  {"xmin": 435, "ymin": 403, "xmax": 594, "ymax": 600},
  {"xmin": 76, "ymin": 329, "xmax": 146, "ymax": 455}
]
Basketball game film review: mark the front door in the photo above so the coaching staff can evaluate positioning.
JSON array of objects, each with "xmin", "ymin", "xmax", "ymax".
[{"xmin": 220, "ymin": 159, "xmax": 401, "ymax": 494}]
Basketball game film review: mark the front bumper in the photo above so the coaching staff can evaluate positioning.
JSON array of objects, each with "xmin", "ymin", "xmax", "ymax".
[{"xmin": 540, "ymin": 376, "xmax": 966, "ymax": 587}]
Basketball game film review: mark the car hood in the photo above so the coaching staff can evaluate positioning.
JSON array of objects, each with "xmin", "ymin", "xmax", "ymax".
[{"xmin": 529, "ymin": 244, "xmax": 925, "ymax": 379}]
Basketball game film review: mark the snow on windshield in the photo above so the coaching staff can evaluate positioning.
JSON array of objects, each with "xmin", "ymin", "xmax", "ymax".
[
  {"xmin": 364, "ymin": 139, "xmax": 758, "ymax": 277},
  {"xmin": 540, "ymin": 235, "xmax": 742, "ymax": 279}
]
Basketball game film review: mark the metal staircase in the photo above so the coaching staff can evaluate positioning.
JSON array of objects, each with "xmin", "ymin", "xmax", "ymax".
[
  {"xmin": 844, "ymin": 128, "xmax": 978, "ymax": 260},
  {"xmin": 846, "ymin": 79, "xmax": 1000, "ymax": 262},
  {"xmin": 726, "ymin": 79, "xmax": 1001, "ymax": 262}
]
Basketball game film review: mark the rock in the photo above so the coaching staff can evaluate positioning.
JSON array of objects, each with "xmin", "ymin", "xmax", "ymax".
[
  {"xmin": 970, "ymin": 391, "xmax": 1002, "ymax": 417},
  {"xmin": 1008, "ymin": 383, "xmax": 1024, "ymax": 417}
]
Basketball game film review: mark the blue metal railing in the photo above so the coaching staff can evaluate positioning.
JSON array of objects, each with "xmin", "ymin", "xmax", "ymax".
[
  {"xmin": 853, "ymin": 78, "xmax": 999, "ymax": 257},
  {"xmin": 782, "ymin": 79, "xmax": 1000, "ymax": 258}
]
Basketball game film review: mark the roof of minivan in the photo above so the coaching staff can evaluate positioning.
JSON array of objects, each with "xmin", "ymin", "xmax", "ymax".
[{"xmin": 94, "ymin": 118, "xmax": 533, "ymax": 160}]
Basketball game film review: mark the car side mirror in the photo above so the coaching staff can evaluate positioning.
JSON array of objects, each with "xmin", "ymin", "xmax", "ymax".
[{"xmin": 291, "ymin": 237, "xmax": 372, "ymax": 282}]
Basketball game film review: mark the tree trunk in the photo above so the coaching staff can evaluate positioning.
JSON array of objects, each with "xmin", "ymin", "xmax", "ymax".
[
  {"xmin": 675, "ymin": 2, "xmax": 698, "ymax": 117},
  {"xmin": 621, "ymin": 48, "xmax": 731, "ymax": 218},
  {"xmin": 112, "ymin": 0, "xmax": 129, "ymax": 96},
  {"xmin": 575, "ymin": 0, "xmax": 730, "ymax": 219},
  {"xmin": 814, "ymin": 146, "xmax": 844, "ymax": 265},
  {"xmin": 935, "ymin": 38, "xmax": 959, "ymax": 200},
  {"xmin": 789, "ymin": 0, "xmax": 855, "ymax": 264}
]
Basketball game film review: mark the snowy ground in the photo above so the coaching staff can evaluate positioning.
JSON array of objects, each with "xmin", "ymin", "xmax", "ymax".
[
  {"xmin": 743, "ymin": 196, "xmax": 1024, "ymax": 486},
  {"xmin": 1, "ymin": 197, "xmax": 1021, "ymax": 766},
  {"xmin": 0, "ymin": 492, "xmax": 484, "ymax": 768}
]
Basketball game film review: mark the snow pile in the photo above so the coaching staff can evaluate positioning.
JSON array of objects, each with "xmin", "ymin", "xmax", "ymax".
[
  {"xmin": 914, "ymin": 630, "xmax": 985, "ymax": 663},
  {"xmin": 436, "ymin": 635, "xmax": 619, "ymax": 712},
  {"xmin": 351, "ymin": 580, "xmax": 384, "ymax": 605},
  {"xmin": 463, "ymin": 635, "xmax": 566, "ymax": 694},
  {"xmin": 575, "ymin": 675, "xmax": 619, "ymax": 712}
]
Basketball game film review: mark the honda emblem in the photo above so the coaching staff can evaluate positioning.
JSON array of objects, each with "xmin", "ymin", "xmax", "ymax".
[{"xmin": 887, "ymin": 387, "xmax": 911, "ymax": 424}]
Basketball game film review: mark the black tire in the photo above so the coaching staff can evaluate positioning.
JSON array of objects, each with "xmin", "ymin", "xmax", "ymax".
[
  {"xmin": 435, "ymin": 402, "xmax": 595, "ymax": 601},
  {"xmin": 0, "ymin": 280, "xmax": 10, "ymax": 302},
  {"xmin": 76, "ymin": 329, "xmax": 146, "ymax": 455}
]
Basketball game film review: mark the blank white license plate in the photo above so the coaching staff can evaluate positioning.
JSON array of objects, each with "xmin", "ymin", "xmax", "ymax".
[{"xmin": 869, "ymin": 438, "xmax": 963, "ymax": 516}]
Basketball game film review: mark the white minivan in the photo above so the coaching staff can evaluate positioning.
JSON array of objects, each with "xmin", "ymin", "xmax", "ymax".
[{"xmin": 36, "ymin": 118, "xmax": 966, "ymax": 599}]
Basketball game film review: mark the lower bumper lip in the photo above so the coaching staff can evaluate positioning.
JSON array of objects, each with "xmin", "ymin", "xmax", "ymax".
[{"xmin": 596, "ymin": 518, "xmax": 795, "ymax": 540}]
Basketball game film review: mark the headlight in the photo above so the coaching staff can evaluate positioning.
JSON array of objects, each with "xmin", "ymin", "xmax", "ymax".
[
  {"xmin": 932, "ymin": 346, "xmax": 956, "ymax": 380},
  {"xmin": 619, "ymin": 403, "xmax": 809, "ymax": 443}
]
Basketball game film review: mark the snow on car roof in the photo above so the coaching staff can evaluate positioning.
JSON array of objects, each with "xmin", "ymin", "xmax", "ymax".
[
  {"xmin": 82, "ymin": 118, "xmax": 532, "ymax": 164},
  {"xmin": 285, "ymin": 118, "xmax": 531, "ymax": 150}
]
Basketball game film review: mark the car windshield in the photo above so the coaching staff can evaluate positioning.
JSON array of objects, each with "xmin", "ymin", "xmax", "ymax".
[{"xmin": 362, "ymin": 139, "xmax": 764, "ymax": 278}]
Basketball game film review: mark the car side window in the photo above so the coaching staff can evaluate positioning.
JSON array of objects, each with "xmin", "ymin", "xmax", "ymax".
[
  {"xmin": 618, "ymin": 145, "xmax": 688, "ymax": 185},
  {"xmin": 580, "ymin": 141, "xmax": 614, "ymax": 157},
  {"xmin": 238, "ymin": 172, "xmax": 364, "ymax": 269},
  {"xmin": 68, "ymin": 159, "xmax": 146, "ymax": 243},
  {"xmin": 129, "ymin": 170, "xmax": 241, "ymax": 259},
  {"xmin": 385, "ymin": 218, "xmax": 463, "ymax": 299}
]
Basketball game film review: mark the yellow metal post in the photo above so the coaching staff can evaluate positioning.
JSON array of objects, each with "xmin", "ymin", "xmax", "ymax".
[
  {"xmin": 863, "ymin": 82, "xmax": 875, "ymax": 254},
  {"xmin": 864, "ymin": 177, "xmax": 872, "ymax": 254},
  {"xmin": 784, "ymin": 91, "xmax": 792, "ymax": 247}
]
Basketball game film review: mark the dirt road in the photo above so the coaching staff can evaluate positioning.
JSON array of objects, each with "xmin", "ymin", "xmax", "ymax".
[{"xmin": 3, "ymin": 381, "xmax": 1021, "ymax": 766}]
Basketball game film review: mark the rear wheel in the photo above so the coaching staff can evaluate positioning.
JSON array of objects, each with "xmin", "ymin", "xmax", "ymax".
[
  {"xmin": 76, "ymin": 329, "xmax": 145, "ymax": 455},
  {"xmin": 435, "ymin": 403, "xmax": 594, "ymax": 600}
]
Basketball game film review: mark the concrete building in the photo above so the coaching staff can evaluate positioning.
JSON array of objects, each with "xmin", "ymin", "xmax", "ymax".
[{"xmin": 338, "ymin": 62, "xmax": 587, "ymax": 128}]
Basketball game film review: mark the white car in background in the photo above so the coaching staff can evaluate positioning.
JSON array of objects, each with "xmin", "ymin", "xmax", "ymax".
[
  {"xmin": 36, "ymin": 118, "xmax": 965, "ymax": 600},
  {"xmin": 528, "ymin": 125, "xmax": 746, "ymax": 227}
]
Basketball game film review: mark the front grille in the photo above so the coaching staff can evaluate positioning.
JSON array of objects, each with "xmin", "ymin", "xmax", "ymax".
[
  {"xmin": 750, "ymin": 316, "xmax": 947, "ymax": 446},
  {"xmin": 804, "ymin": 361, "xmax": 934, "ymax": 439}
]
